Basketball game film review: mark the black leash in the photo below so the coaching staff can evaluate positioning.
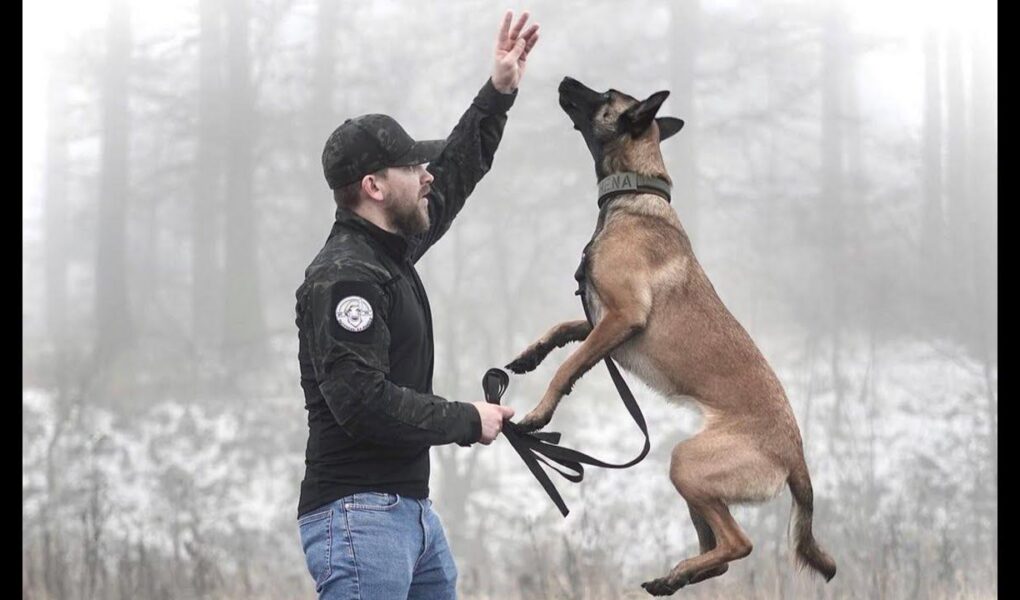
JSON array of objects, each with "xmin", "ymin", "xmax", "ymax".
[{"xmin": 483, "ymin": 245, "xmax": 650, "ymax": 517}]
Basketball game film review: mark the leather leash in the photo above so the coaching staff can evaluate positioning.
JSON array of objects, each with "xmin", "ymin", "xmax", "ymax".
[{"xmin": 482, "ymin": 244, "xmax": 650, "ymax": 517}]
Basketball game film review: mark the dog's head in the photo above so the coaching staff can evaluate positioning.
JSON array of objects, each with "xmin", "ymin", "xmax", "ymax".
[{"xmin": 559, "ymin": 76, "xmax": 684, "ymax": 178}]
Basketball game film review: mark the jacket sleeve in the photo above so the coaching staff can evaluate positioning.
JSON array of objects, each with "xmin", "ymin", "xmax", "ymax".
[
  {"xmin": 408, "ymin": 78, "xmax": 517, "ymax": 263},
  {"xmin": 300, "ymin": 267, "xmax": 482, "ymax": 446}
]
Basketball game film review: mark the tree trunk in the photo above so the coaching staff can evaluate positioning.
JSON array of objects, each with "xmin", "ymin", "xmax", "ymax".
[
  {"xmin": 968, "ymin": 27, "xmax": 997, "ymax": 578},
  {"xmin": 670, "ymin": 0, "xmax": 700, "ymax": 248},
  {"xmin": 193, "ymin": 0, "xmax": 223, "ymax": 350},
  {"xmin": 44, "ymin": 66, "xmax": 70, "ymax": 352},
  {"xmin": 222, "ymin": 0, "xmax": 265, "ymax": 359},
  {"xmin": 95, "ymin": 0, "xmax": 133, "ymax": 362},
  {"xmin": 943, "ymin": 31, "xmax": 967, "ymax": 333},
  {"xmin": 821, "ymin": 5, "xmax": 848, "ymax": 455},
  {"xmin": 921, "ymin": 29, "xmax": 944, "ymax": 277},
  {"xmin": 306, "ymin": 0, "xmax": 340, "ymax": 226}
]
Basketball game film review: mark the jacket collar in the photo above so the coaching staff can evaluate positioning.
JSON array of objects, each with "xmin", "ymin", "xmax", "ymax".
[{"xmin": 332, "ymin": 206, "xmax": 409, "ymax": 261}]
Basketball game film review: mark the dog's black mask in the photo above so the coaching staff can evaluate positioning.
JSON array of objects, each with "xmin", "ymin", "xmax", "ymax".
[{"xmin": 559, "ymin": 76, "xmax": 684, "ymax": 178}]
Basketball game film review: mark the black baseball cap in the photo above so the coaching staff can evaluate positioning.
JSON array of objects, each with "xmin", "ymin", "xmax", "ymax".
[{"xmin": 322, "ymin": 114, "xmax": 446, "ymax": 189}]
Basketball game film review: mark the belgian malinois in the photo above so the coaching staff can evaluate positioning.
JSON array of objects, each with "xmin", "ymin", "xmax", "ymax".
[{"xmin": 507, "ymin": 76, "xmax": 837, "ymax": 595}]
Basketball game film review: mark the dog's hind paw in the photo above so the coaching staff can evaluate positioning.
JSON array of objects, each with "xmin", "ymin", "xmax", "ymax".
[{"xmin": 641, "ymin": 574, "xmax": 689, "ymax": 596}]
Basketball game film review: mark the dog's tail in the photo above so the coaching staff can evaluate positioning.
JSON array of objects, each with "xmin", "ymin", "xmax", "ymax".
[{"xmin": 787, "ymin": 461, "xmax": 837, "ymax": 581}]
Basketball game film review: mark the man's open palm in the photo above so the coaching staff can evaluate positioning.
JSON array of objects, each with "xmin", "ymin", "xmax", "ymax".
[{"xmin": 492, "ymin": 10, "xmax": 540, "ymax": 94}]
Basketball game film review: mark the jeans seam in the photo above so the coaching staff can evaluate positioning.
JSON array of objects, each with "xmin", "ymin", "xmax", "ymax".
[
  {"xmin": 321, "ymin": 508, "xmax": 334, "ymax": 588},
  {"xmin": 412, "ymin": 498, "xmax": 428, "ymax": 573},
  {"xmin": 343, "ymin": 504, "xmax": 362, "ymax": 598}
]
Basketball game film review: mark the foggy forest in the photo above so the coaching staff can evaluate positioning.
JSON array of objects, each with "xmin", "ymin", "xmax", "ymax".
[{"xmin": 22, "ymin": 0, "xmax": 996, "ymax": 598}]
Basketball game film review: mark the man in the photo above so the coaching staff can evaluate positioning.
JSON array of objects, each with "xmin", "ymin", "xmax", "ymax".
[{"xmin": 294, "ymin": 11, "xmax": 539, "ymax": 600}]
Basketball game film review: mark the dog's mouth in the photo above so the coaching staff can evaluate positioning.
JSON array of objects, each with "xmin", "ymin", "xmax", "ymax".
[
  {"xmin": 558, "ymin": 96, "xmax": 583, "ymax": 130},
  {"xmin": 558, "ymin": 77, "xmax": 586, "ymax": 111},
  {"xmin": 559, "ymin": 77, "xmax": 609, "ymax": 132}
]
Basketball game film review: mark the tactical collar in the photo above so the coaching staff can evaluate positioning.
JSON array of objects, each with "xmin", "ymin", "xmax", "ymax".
[
  {"xmin": 333, "ymin": 207, "xmax": 410, "ymax": 261},
  {"xmin": 596, "ymin": 172, "xmax": 672, "ymax": 209}
]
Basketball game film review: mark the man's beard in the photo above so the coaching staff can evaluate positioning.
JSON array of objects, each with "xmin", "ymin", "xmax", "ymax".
[{"xmin": 388, "ymin": 192, "xmax": 430, "ymax": 237}]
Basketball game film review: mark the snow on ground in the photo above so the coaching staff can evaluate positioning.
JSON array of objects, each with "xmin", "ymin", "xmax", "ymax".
[{"xmin": 23, "ymin": 334, "xmax": 994, "ymax": 564}]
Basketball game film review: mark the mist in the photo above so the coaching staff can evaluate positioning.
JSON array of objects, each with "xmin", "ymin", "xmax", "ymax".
[{"xmin": 23, "ymin": 0, "xmax": 996, "ymax": 598}]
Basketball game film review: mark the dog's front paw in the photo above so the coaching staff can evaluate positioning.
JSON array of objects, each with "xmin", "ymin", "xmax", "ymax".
[
  {"xmin": 515, "ymin": 410, "xmax": 551, "ymax": 433},
  {"xmin": 505, "ymin": 358, "xmax": 533, "ymax": 374},
  {"xmin": 505, "ymin": 350, "xmax": 542, "ymax": 374}
]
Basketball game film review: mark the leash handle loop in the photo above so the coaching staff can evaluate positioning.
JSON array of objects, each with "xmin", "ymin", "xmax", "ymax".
[{"xmin": 483, "ymin": 367, "xmax": 576, "ymax": 516}]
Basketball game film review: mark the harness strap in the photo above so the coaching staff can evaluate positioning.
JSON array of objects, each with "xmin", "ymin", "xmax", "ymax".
[
  {"xmin": 572, "ymin": 244, "xmax": 651, "ymax": 470},
  {"xmin": 484, "ymin": 244, "xmax": 650, "ymax": 518}
]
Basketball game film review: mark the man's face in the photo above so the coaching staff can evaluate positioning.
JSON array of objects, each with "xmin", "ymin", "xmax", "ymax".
[{"xmin": 382, "ymin": 164, "xmax": 434, "ymax": 237}]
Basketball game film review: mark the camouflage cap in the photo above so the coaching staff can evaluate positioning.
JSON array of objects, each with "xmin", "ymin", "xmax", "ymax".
[{"xmin": 322, "ymin": 114, "xmax": 446, "ymax": 189}]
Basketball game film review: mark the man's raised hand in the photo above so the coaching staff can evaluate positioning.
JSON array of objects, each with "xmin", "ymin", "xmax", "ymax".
[{"xmin": 492, "ymin": 10, "xmax": 540, "ymax": 94}]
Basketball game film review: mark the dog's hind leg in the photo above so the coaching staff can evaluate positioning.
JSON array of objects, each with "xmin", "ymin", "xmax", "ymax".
[
  {"xmin": 685, "ymin": 506, "xmax": 729, "ymax": 585},
  {"xmin": 642, "ymin": 433, "xmax": 782, "ymax": 595},
  {"xmin": 642, "ymin": 499, "xmax": 751, "ymax": 596},
  {"xmin": 506, "ymin": 320, "xmax": 591, "ymax": 374}
]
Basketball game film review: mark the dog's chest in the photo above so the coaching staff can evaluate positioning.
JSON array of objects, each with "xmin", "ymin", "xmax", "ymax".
[{"xmin": 582, "ymin": 283, "xmax": 676, "ymax": 398}]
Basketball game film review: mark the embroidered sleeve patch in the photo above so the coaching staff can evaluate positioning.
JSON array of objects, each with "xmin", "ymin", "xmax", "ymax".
[
  {"xmin": 319, "ymin": 280, "xmax": 384, "ymax": 343},
  {"xmin": 336, "ymin": 295, "xmax": 373, "ymax": 331}
]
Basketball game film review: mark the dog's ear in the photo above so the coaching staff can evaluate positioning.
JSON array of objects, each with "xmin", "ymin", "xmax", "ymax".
[
  {"xmin": 622, "ymin": 90, "xmax": 670, "ymax": 137},
  {"xmin": 656, "ymin": 117, "xmax": 685, "ymax": 141}
]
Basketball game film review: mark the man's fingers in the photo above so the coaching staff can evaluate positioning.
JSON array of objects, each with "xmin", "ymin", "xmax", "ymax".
[
  {"xmin": 501, "ymin": 405, "xmax": 516, "ymax": 419},
  {"xmin": 524, "ymin": 29, "xmax": 539, "ymax": 54},
  {"xmin": 508, "ymin": 11, "xmax": 530, "ymax": 40},
  {"xmin": 497, "ymin": 10, "xmax": 512, "ymax": 45},
  {"xmin": 520, "ymin": 23, "xmax": 539, "ymax": 42},
  {"xmin": 507, "ymin": 36, "xmax": 527, "ymax": 60}
]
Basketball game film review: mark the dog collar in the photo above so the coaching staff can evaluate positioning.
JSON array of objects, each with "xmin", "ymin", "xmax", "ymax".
[{"xmin": 596, "ymin": 172, "xmax": 672, "ymax": 209}]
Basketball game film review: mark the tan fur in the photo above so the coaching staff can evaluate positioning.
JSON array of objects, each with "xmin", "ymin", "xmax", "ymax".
[{"xmin": 510, "ymin": 87, "xmax": 835, "ymax": 595}]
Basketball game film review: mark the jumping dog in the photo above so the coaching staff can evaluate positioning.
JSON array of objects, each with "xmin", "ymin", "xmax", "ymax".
[{"xmin": 507, "ymin": 76, "xmax": 837, "ymax": 595}]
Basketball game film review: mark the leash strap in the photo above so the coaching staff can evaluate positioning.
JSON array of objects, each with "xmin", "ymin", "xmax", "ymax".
[
  {"xmin": 482, "ymin": 247, "xmax": 651, "ymax": 518},
  {"xmin": 574, "ymin": 247, "xmax": 651, "ymax": 472}
]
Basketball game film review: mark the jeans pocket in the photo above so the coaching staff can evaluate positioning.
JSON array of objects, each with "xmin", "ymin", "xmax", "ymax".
[
  {"xmin": 298, "ymin": 508, "xmax": 334, "ymax": 589},
  {"xmin": 345, "ymin": 492, "xmax": 401, "ymax": 511}
]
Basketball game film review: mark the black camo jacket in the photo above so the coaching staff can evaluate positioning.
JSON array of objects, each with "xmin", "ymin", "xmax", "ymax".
[{"xmin": 295, "ymin": 79, "xmax": 516, "ymax": 517}]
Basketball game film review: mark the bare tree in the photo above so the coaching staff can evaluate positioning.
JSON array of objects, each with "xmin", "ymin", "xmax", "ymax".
[
  {"xmin": 921, "ymin": 28, "xmax": 944, "ymax": 279},
  {"xmin": 944, "ymin": 30, "xmax": 967, "ymax": 324},
  {"xmin": 669, "ymin": 0, "xmax": 701, "ymax": 248},
  {"xmin": 95, "ymin": 0, "xmax": 134, "ymax": 363},
  {"xmin": 966, "ymin": 26, "xmax": 997, "ymax": 581},
  {"xmin": 44, "ymin": 65, "xmax": 70, "ymax": 355},
  {"xmin": 193, "ymin": 0, "xmax": 224, "ymax": 351},
  {"xmin": 820, "ymin": 2, "xmax": 850, "ymax": 458},
  {"xmin": 222, "ymin": 0, "xmax": 265, "ymax": 360}
]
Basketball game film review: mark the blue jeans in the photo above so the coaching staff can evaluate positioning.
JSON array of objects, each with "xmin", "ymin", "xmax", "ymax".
[{"xmin": 297, "ymin": 493, "xmax": 458, "ymax": 600}]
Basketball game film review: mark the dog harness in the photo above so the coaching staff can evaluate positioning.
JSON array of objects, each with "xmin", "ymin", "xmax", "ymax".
[{"xmin": 482, "ymin": 175, "xmax": 663, "ymax": 518}]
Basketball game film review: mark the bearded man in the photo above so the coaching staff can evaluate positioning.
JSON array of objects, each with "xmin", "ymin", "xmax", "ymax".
[{"xmin": 293, "ymin": 10, "xmax": 539, "ymax": 600}]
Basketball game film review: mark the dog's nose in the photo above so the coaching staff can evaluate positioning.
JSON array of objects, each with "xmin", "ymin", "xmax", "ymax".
[
  {"xmin": 559, "ymin": 76, "xmax": 582, "ymax": 94},
  {"xmin": 560, "ymin": 76, "xmax": 581, "ymax": 89}
]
